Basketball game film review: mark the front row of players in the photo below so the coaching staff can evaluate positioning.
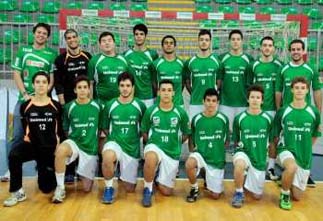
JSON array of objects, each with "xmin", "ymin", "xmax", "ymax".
[{"xmin": 4, "ymin": 71, "xmax": 321, "ymax": 211}]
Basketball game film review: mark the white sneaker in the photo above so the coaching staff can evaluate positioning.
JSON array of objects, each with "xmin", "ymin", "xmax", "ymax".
[
  {"xmin": 3, "ymin": 190, "xmax": 27, "ymax": 207},
  {"xmin": 52, "ymin": 186, "xmax": 66, "ymax": 203},
  {"xmin": 0, "ymin": 170, "xmax": 10, "ymax": 182}
]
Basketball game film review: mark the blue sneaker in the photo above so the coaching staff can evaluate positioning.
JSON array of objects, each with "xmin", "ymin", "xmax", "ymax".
[
  {"xmin": 231, "ymin": 191, "xmax": 245, "ymax": 208},
  {"xmin": 142, "ymin": 187, "xmax": 152, "ymax": 207},
  {"xmin": 102, "ymin": 187, "xmax": 114, "ymax": 204}
]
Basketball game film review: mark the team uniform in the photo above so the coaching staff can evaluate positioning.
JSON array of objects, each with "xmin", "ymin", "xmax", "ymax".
[
  {"xmin": 218, "ymin": 52, "xmax": 254, "ymax": 130},
  {"xmin": 232, "ymin": 111, "xmax": 273, "ymax": 195},
  {"xmin": 275, "ymin": 62, "xmax": 321, "ymax": 107},
  {"xmin": 124, "ymin": 48, "xmax": 158, "ymax": 107},
  {"xmin": 190, "ymin": 112, "xmax": 229, "ymax": 193},
  {"xmin": 153, "ymin": 57, "xmax": 185, "ymax": 106},
  {"xmin": 62, "ymin": 99, "xmax": 102, "ymax": 180},
  {"xmin": 141, "ymin": 104, "xmax": 191, "ymax": 187},
  {"xmin": 102, "ymin": 98, "xmax": 146, "ymax": 184},
  {"xmin": 185, "ymin": 54, "xmax": 221, "ymax": 119},
  {"xmin": 87, "ymin": 53, "xmax": 129, "ymax": 101},
  {"xmin": 54, "ymin": 50, "xmax": 92, "ymax": 103},
  {"xmin": 274, "ymin": 104, "xmax": 321, "ymax": 191},
  {"xmin": 8, "ymin": 99, "xmax": 62, "ymax": 193}
]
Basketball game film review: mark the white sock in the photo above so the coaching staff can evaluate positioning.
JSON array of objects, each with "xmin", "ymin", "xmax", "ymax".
[
  {"xmin": 104, "ymin": 178, "xmax": 114, "ymax": 188},
  {"xmin": 267, "ymin": 158, "xmax": 276, "ymax": 170},
  {"xmin": 55, "ymin": 172, "xmax": 65, "ymax": 189},
  {"xmin": 191, "ymin": 183, "xmax": 198, "ymax": 189},
  {"xmin": 144, "ymin": 181, "xmax": 153, "ymax": 192},
  {"xmin": 281, "ymin": 189, "xmax": 290, "ymax": 195},
  {"xmin": 236, "ymin": 188, "xmax": 243, "ymax": 193}
]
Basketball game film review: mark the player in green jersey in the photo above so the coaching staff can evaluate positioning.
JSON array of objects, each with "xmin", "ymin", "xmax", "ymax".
[
  {"xmin": 124, "ymin": 24, "xmax": 158, "ymax": 107},
  {"xmin": 218, "ymin": 30, "xmax": 254, "ymax": 132},
  {"xmin": 88, "ymin": 31, "xmax": 129, "ymax": 101},
  {"xmin": 141, "ymin": 80, "xmax": 191, "ymax": 207},
  {"xmin": 101, "ymin": 72, "xmax": 146, "ymax": 204},
  {"xmin": 274, "ymin": 77, "xmax": 321, "ymax": 210},
  {"xmin": 185, "ymin": 29, "xmax": 221, "ymax": 120},
  {"xmin": 2, "ymin": 23, "xmax": 57, "ymax": 182},
  {"xmin": 185, "ymin": 88, "xmax": 229, "ymax": 202},
  {"xmin": 153, "ymin": 35, "xmax": 185, "ymax": 106},
  {"xmin": 52, "ymin": 76, "xmax": 102, "ymax": 203},
  {"xmin": 231, "ymin": 85, "xmax": 273, "ymax": 208},
  {"xmin": 247, "ymin": 36, "xmax": 282, "ymax": 181}
]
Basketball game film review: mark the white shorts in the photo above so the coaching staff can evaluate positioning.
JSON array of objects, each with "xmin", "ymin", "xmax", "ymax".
[
  {"xmin": 144, "ymin": 144, "xmax": 179, "ymax": 188},
  {"xmin": 189, "ymin": 104, "xmax": 204, "ymax": 121},
  {"xmin": 189, "ymin": 152, "xmax": 224, "ymax": 193},
  {"xmin": 63, "ymin": 139, "xmax": 98, "ymax": 180},
  {"xmin": 219, "ymin": 105, "xmax": 246, "ymax": 131},
  {"xmin": 142, "ymin": 98, "xmax": 154, "ymax": 108},
  {"xmin": 233, "ymin": 152, "xmax": 266, "ymax": 195},
  {"xmin": 102, "ymin": 141, "xmax": 139, "ymax": 184},
  {"xmin": 278, "ymin": 150, "xmax": 310, "ymax": 191}
]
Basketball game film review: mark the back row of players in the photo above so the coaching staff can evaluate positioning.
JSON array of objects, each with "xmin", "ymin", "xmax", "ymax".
[{"xmin": 3, "ymin": 23, "xmax": 322, "ymax": 210}]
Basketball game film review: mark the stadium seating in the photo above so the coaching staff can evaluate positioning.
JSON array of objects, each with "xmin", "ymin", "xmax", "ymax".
[
  {"xmin": 109, "ymin": 3, "xmax": 127, "ymax": 11},
  {"xmin": 281, "ymin": 7, "xmax": 298, "ymax": 15},
  {"xmin": 130, "ymin": 3, "xmax": 147, "ymax": 11},
  {"xmin": 238, "ymin": 6, "xmax": 255, "ymax": 14},
  {"xmin": 255, "ymin": 0, "xmax": 271, "ymax": 4},
  {"xmin": 0, "ymin": 0, "xmax": 17, "ymax": 11},
  {"xmin": 20, "ymin": 1, "xmax": 39, "ymax": 13},
  {"xmin": 87, "ymin": 2, "xmax": 104, "ymax": 10},
  {"xmin": 259, "ymin": 6, "xmax": 276, "ymax": 14},
  {"xmin": 196, "ymin": 4, "xmax": 213, "ymax": 13},
  {"xmin": 65, "ymin": 1, "xmax": 83, "ymax": 10},
  {"xmin": 41, "ymin": 1, "xmax": 60, "ymax": 14}
]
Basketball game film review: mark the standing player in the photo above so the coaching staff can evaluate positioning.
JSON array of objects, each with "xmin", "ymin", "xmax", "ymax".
[
  {"xmin": 231, "ymin": 85, "xmax": 273, "ymax": 208},
  {"xmin": 1, "ymin": 23, "xmax": 57, "ymax": 181},
  {"xmin": 3, "ymin": 72, "xmax": 62, "ymax": 207},
  {"xmin": 101, "ymin": 72, "xmax": 146, "ymax": 204},
  {"xmin": 153, "ymin": 35, "xmax": 185, "ymax": 106},
  {"xmin": 185, "ymin": 29, "xmax": 221, "ymax": 120},
  {"xmin": 185, "ymin": 88, "xmax": 229, "ymax": 202},
  {"xmin": 51, "ymin": 76, "xmax": 101, "ymax": 203},
  {"xmin": 141, "ymin": 80, "xmax": 191, "ymax": 207},
  {"xmin": 124, "ymin": 24, "xmax": 158, "ymax": 107},
  {"xmin": 274, "ymin": 77, "xmax": 321, "ymax": 210},
  {"xmin": 218, "ymin": 30, "xmax": 254, "ymax": 131},
  {"xmin": 248, "ymin": 36, "xmax": 282, "ymax": 181}
]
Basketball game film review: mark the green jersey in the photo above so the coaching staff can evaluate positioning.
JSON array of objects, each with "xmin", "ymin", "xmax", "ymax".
[
  {"xmin": 248, "ymin": 58, "xmax": 283, "ymax": 111},
  {"xmin": 274, "ymin": 104, "xmax": 321, "ymax": 169},
  {"xmin": 191, "ymin": 112, "xmax": 229, "ymax": 169},
  {"xmin": 11, "ymin": 45, "xmax": 57, "ymax": 102},
  {"xmin": 185, "ymin": 54, "xmax": 221, "ymax": 105},
  {"xmin": 124, "ymin": 48, "xmax": 158, "ymax": 100},
  {"xmin": 87, "ymin": 53, "xmax": 129, "ymax": 101},
  {"xmin": 218, "ymin": 52, "xmax": 254, "ymax": 107},
  {"xmin": 102, "ymin": 97, "xmax": 146, "ymax": 158},
  {"xmin": 275, "ymin": 62, "xmax": 321, "ymax": 106},
  {"xmin": 141, "ymin": 104, "xmax": 191, "ymax": 159},
  {"xmin": 63, "ymin": 99, "xmax": 102, "ymax": 155},
  {"xmin": 153, "ymin": 56, "xmax": 185, "ymax": 105},
  {"xmin": 233, "ymin": 111, "xmax": 273, "ymax": 171}
]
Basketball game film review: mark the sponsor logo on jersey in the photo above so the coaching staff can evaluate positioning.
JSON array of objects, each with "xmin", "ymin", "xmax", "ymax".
[
  {"xmin": 170, "ymin": 117, "xmax": 178, "ymax": 127},
  {"xmin": 26, "ymin": 60, "xmax": 45, "ymax": 68},
  {"xmin": 30, "ymin": 112, "xmax": 39, "ymax": 117},
  {"xmin": 153, "ymin": 116, "xmax": 160, "ymax": 125}
]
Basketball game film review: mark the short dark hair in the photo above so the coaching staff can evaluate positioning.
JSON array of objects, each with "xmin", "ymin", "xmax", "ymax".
[
  {"xmin": 291, "ymin": 76, "xmax": 309, "ymax": 88},
  {"xmin": 74, "ymin": 75, "xmax": 90, "ymax": 88},
  {"xmin": 159, "ymin": 79, "xmax": 174, "ymax": 89},
  {"xmin": 32, "ymin": 71, "xmax": 50, "ymax": 84},
  {"xmin": 161, "ymin": 35, "xmax": 176, "ymax": 47},
  {"xmin": 33, "ymin": 23, "xmax": 51, "ymax": 37},
  {"xmin": 64, "ymin": 28, "xmax": 78, "ymax": 39},
  {"xmin": 133, "ymin": 23, "xmax": 148, "ymax": 35},
  {"xmin": 203, "ymin": 88, "xmax": 219, "ymax": 100},
  {"xmin": 229, "ymin": 29, "xmax": 243, "ymax": 40},
  {"xmin": 289, "ymin": 39, "xmax": 305, "ymax": 51},
  {"xmin": 247, "ymin": 84, "xmax": 264, "ymax": 100},
  {"xmin": 117, "ymin": 72, "xmax": 135, "ymax": 86},
  {"xmin": 198, "ymin": 29, "xmax": 212, "ymax": 39},
  {"xmin": 260, "ymin": 36, "xmax": 274, "ymax": 46},
  {"xmin": 99, "ymin": 31, "xmax": 115, "ymax": 43}
]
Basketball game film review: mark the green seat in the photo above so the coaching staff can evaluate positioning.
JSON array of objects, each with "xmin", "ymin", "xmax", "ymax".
[
  {"xmin": 127, "ymin": 34, "xmax": 134, "ymax": 47},
  {"xmin": 303, "ymin": 8, "xmax": 322, "ymax": 20},
  {"xmin": 196, "ymin": 4, "xmax": 213, "ymax": 13},
  {"xmin": 249, "ymin": 37, "xmax": 259, "ymax": 49},
  {"xmin": 26, "ymin": 32, "xmax": 34, "ymax": 45},
  {"xmin": 238, "ymin": 6, "xmax": 255, "ymax": 13},
  {"xmin": 0, "ymin": 0, "xmax": 17, "ymax": 11},
  {"xmin": 114, "ymin": 33, "xmax": 121, "ymax": 47},
  {"xmin": 297, "ymin": 0, "xmax": 314, "ymax": 4},
  {"xmin": 20, "ymin": 1, "xmax": 39, "ymax": 12},
  {"xmin": 0, "ymin": 14, "xmax": 8, "ymax": 21},
  {"xmin": 87, "ymin": 2, "xmax": 104, "ymax": 10},
  {"xmin": 244, "ymin": 21, "xmax": 262, "ymax": 28},
  {"xmin": 66, "ymin": 1, "xmax": 83, "ymax": 9},
  {"xmin": 0, "ymin": 30, "xmax": 19, "ymax": 44},
  {"xmin": 51, "ymin": 32, "xmax": 59, "ymax": 46},
  {"xmin": 221, "ymin": 20, "xmax": 239, "ymax": 28},
  {"xmin": 318, "ymin": 0, "xmax": 323, "ymax": 5},
  {"xmin": 37, "ymin": 14, "xmax": 55, "ymax": 23},
  {"xmin": 42, "ymin": 1, "xmax": 60, "ymax": 13},
  {"xmin": 214, "ymin": 0, "xmax": 231, "ymax": 3},
  {"xmin": 235, "ymin": 0, "xmax": 252, "ymax": 4},
  {"xmin": 274, "ymin": 37, "xmax": 285, "ymax": 49},
  {"xmin": 195, "ymin": 0, "xmax": 211, "ymax": 3},
  {"xmin": 109, "ymin": 3, "xmax": 127, "ymax": 11},
  {"xmin": 13, "ymin": 13, "xmax": 32, "ymax": 23},
  {"xmin": 130, "ymin": 3, "xmax": 147, "ymax": 11},
  {"xmin": 310, "ymin": 22, "xmax": 323, "ymax": 30},
  {"xmin": 308, "ymin": 37, "xmax": 317, "ymax": 51},
  {"xmin": 129, "ymin": 18, "xmax": 145, "ymax": 25},
  {"xmin": 276, "ymin": 0, "xmax": 292, "ymax": 4},
  {"xmin": 212, "ymin": 37, "xmax": 220, "ymax": 49},
  {"xmin": 218, "ymin": 5, "xmax": 234, "ymax": 13},
  {"xmin": 281, "ymin": 7, "xmax": 297, "ymax": 15},
  {"xmin": 0, "ymin": 49, "xmax": 11, "ymax": 64},
  {"xmin": 199, "ymin": 19, "xmax": 217, "ymax": 28},
  {"xmin": 259, "ymin": 7, "xmax": 276, "ymax": 14},
  {"xmin": 254, "ymin": 0, "xmax": 271, "ymax": 4},
  {"xmin": 90, "ymin": 33, "xmax": 98, "ymax": 46},
  {"xmin": 80, "ymin": 33, "xmax": 90, "ymax": 45}
]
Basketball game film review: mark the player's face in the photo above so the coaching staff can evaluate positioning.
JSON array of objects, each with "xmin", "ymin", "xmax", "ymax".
[
  {"xmin": 198, "ymin": 34, "xmax": 211, "ymax": 52},
  {"xmin": 75, "ymin": 81, "xmax": 90, "ymax": 99},
  {"xmin": 65, "ymin": 32, "xmax": 79, "ymax": 50},
  {"xmin": 230, "ymin": 33, "xmax": 243, "ymax": 51},
  {"xmin": 162, "ymin": 38, "xmax": 175, "ymax": 55},
  {"xmin": 33, "ymin": 75, "xmax": 49, "ymax": 95},
  {"xmin": 290, "ymin": 43, "xmax": 304, "ymax": 63},
  {"xmin": 158, "ymin": 83, "xmax": 174, "ymax": 103},
  {"xmin": 203, "ymin": 95, "xmax": 218, "ymax": 112},
  {"xmin": 261, "ymin": 39, "xmax": 275, "ymax": 58},
  {"xmin": 33, "ymin": 27, "xmax": 49, "ymax": 46},
  {"xmin": 292, "ymin": 82, "xmax": 308, "ymax": 101},
  {"xmin": 99, "ymin": 35, "xmax": 115, "ymax": 54},
  {"xmin": 134, "ymin": 30, "xmax": 146, "ymax": 47},
  {"xmin": 248, "ymin": 91, "xmax": 263, "ymax": 109},
  {"xmin": 119, "ymin": 79, "xmax": 133, "ymax": 98}
]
